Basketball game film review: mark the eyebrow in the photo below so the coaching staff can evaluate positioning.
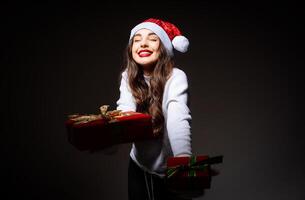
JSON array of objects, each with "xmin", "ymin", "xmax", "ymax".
[{"xmin": 134, "ymin": 33, "xmax": 158, "ymax": 37}]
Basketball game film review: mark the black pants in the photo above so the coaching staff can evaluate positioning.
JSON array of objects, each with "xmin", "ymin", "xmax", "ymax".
[{"xmin": 128, "ymin": 157, "xmax": 192, "ymax": 200}]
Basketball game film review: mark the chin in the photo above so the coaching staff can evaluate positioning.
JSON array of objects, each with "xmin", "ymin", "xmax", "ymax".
[{"xmin": 135, "ymin": 59, "xmax": 154, "ymax": 67}]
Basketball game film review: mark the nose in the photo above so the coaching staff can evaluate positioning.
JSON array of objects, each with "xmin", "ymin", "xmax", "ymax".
[{"xmin": 140, "ymin": 38, "xmax": 148, "ymax": 47}]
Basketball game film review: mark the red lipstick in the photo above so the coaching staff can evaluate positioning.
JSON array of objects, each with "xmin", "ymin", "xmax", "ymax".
[{"xmin": 138, "ymin": 50, "xmax": 153, "ymax": 57}]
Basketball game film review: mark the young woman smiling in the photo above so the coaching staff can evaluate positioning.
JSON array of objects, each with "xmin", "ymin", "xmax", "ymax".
[{"xmin": 116, "ymin": 18, "xmax": 192, "ymax": 200}]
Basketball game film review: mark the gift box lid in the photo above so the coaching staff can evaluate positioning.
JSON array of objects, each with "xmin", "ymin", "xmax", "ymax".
[{"xmin": 66, "ymin": 111, "xmax": 152, "ymax": 128}]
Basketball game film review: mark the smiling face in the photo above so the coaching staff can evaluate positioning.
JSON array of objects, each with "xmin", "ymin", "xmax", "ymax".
[{"xmin": 131, "ymin": 29, "xmax": 161, "ymax": 75}]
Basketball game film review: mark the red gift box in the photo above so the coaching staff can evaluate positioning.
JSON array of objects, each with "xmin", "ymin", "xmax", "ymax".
[
  {"xmin": 166, "ymin": 155, "xmax": 223, "ymax": 190},
  {"xmin": 166, "ymin": 155, "xmax": 212, "ymax": 190},
  {"xmin": 165, "ymin": 155, "xmax": 223, "ymax": 199},
  {"xmin": 65, "ymin": 111, "xmax": 155, "ymax": 151}
]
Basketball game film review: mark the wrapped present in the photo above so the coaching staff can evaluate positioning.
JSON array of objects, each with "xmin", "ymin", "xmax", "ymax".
[
  {"xmin": 65, "ymin": 105, "xmax": 155, "ymax": 151},
  {"xmin": 166, "ymin": 155, "xmax": 223, "ymax": 193}
]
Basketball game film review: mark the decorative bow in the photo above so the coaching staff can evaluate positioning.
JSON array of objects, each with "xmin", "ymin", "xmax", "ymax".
[
  {"xmin": 166, "ymin": 155, "xmax": 223, "ymax": 178},
  {"xmin": 68, "ymin": 105, "xmax": 127, "ymax": 124}
]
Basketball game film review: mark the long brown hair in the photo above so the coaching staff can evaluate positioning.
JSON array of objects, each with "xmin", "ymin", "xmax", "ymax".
[{"xmin": 121, "ymin": 40, "xmax": 174, "ymax": 136}]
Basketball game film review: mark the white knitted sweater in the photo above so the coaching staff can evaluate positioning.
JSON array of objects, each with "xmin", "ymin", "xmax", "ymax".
[{"xmin": 116, "ymin": 67, "xmax": 192, "ymax": 177}]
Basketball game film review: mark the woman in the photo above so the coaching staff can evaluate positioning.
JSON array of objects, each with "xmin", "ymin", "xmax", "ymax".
[{"xmin": 116, "ymin": 18, "xmax": 192, "ymax": 200}]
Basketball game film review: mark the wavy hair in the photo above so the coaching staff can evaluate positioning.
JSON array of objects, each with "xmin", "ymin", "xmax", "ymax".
[{"xmin": 120, "ymin": 40, "xmax": 174, "ymax": 136}]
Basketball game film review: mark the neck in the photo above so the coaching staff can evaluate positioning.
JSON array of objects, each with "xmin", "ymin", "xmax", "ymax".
[
  {"xmin": 143, "ymin": 67, "xmax": 154, "ymax": 76},
  {"xmin": 143, "ymin": 71, "xmax": 151, "ymax": 76},
  {"xmin": 142, "ymin": 63, "xmax": 155, "ymax": 76}
]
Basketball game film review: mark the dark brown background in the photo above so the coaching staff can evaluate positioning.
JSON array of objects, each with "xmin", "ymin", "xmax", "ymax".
[{"xmin": 2, "ymin": 1, "xmax": 304, "ymax": 200}]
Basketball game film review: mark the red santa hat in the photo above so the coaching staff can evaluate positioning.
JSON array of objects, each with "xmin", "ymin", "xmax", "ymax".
[{"xmin": 129, "ymin": 18, "xmax": 189, "ymax": 56}]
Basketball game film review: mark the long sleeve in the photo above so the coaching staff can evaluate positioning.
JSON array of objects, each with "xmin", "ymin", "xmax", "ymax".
[
  {"xmin": 116, "ymin": 71, "xmax": 136, "ymax": 112},
  {"xmin": 164, "ymin": 69, "xmax": 192, "ymax": 156}
]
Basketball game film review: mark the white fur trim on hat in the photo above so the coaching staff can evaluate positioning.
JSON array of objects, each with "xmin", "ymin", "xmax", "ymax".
[{"xmin": 172, "ymin": 35, "xmax": 189, "ymax": 53}]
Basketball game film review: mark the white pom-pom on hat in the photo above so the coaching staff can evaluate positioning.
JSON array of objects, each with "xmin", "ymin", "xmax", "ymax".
[{"xmin": 172, "ymin": 35, "xmax": 189, "ymax": 53}]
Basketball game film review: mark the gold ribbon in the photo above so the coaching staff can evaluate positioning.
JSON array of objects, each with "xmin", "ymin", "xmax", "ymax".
[{"xmin": 68, "ymin": 105, "xmax": 127, "ymax": 124}]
